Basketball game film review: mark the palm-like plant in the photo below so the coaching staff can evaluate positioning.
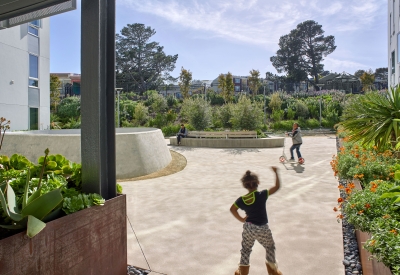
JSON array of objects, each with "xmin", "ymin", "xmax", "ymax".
[{"xmin": 339, "ymin": 87, "xmax": 400, "ymax": 150}]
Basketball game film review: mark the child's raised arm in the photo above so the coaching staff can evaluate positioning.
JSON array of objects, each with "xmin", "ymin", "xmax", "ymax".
[{"xmin": 268, "ymin": 166, "xmax": 281, "ymax": 196}]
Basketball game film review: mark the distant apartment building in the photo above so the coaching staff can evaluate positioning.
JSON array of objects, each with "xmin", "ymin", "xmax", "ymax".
[
  {"xmin": 211, "ymin": 75, "xmax": 249, "ymax": 94},
  {"xmin": 0, "ymin": 18, "xmax": 50, "ymax": 130},
  {"xmin": 51, "ymin": 72, "xmax": 81, "ymax": 98},
  {"xmin": 389, "ymin": 0, "xmax": 400, "ymax": 87}
]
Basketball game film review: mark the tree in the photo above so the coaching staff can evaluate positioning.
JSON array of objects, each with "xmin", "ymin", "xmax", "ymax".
[
  {"xmin": 218, "ymin": 74, "xmax": 227, "ymax": 99},
  {"xmin": 270, "ymin": 20, "xmax": 336, "ymax": 88},
  {"xmin": 50, "ymin": 75, "xmax": 61, "ymax": 112},
  {"xmin": 354, "ymin": 69, "xmax": 366, "ymax": 79},
  {"xmin": 248, "ymin": 69, "xmax": 261, "ymax": 96},
  {"xmin": 224, "ymin": 72, "xmax": 234, "ymax": 102},
  {"xmin": 116, "ymin": 23, "xmax": 178, "ymax": 94},
  {"xmin": 360, "ymin": 69, "xmax": 375, "ymax": 92},
  {"xmin": 178, "ymin": 67, "xmax": 192, "ymax": 99},
  {"xmin": 374, "ymin": 67, "xmax": 388, "ymax": 80}
]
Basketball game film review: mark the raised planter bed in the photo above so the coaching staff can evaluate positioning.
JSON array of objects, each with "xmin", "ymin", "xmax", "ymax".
[
  {"xmin": 0, "ymin": 194, "xmax": 127, "ymax": 275},
  {"xmin": 352, "ymin": 180, "xmax": 393, "ymax": 275}
]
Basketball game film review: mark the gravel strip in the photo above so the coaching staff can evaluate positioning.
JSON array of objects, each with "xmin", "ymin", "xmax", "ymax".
[
  {"xmin": 127, "ymin": 265, "xmax": 151, "ymax": 275},
  {"xmin": 336, "ymin": 137, "xmax": 363, "ymax": 275}
]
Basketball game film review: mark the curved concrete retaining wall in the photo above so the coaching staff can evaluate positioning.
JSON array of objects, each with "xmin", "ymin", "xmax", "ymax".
[
  {"xmin": 170, "ymin": 136, "xmax": 284, "ymax": 148},
  {"xmin": 1, "ymin": 128, "xmax": 171, "ymax": 179}
]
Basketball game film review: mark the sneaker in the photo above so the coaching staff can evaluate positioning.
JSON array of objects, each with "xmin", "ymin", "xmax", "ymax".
[{"xmin": 289, "ymin": 158, "xmax": 295, "ymax": 162}]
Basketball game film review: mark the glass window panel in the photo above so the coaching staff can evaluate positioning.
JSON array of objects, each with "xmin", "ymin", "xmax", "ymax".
[
  {"xmin": 29, "ymin": 78, "xmax": 38, "ymax": 87},
  {"xmin": 29, "ymin": 54, "xmax": 38, "ymax": 78},
  {"xmin": 28, "ymin": 26, "xmax": 38, "ymax": 36},
  {"xmin": 392, "ymin": 51, "xmax": 396, "ymax": 74},
  {"xmin": 30, "ymin": 20, "xmax": 40, "ymax": 27},
  {"xmin": 398, "ymin": 34, "xmax": 400, "ymax": 63},
  {"xmin": 29, "ymin": 108, "xmax": 39, "ymax": 130}
]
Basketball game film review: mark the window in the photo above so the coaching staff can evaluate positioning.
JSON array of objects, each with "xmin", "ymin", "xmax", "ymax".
[
  {"xmin": 234, "ymin": 86, "xmax": 240, "ymax": 92},
  {"xmin": 234, "ymin": 78, "xmax": 240, "ymax": 84},
  {"xmin": 29, "ymin": 108, "xmax": 39, "ymax": 130},
  {"xmin": 392, "ymin": 51, "xmax": 396, "ymax": 74},
  {"xmin": 29, "ymin": 54, "xmax": 39, "ymax": 87},
  {"xmin": 28, "ymin": 26, "xmax": 38, "ymax": 36},
  {"xmin": 28, "ymin": 20, "xmax": 40, "ymax": 36},
  {"xmin": 398, "ymin": 34, "xmax": 400, "ymax": 63},
  {"xmin": 30, "ymin": 20, "xmax": 40, "ymax": 27}
]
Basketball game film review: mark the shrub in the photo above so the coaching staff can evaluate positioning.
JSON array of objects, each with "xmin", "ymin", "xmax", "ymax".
[
  {"xmin": 180, "ymin": 97, "xmax": 212, "ymax": 130},
  {"xmin": 166, "ymin": 95, "xmax": 177, "ymax": 107},
  {"xmin": 218, "ymin": 104, "xmax": 233, "ymax": 129},
  {"xmin": 271, "ymin": 120, "xmax": 295, "ymax": 131},
  {"xmin": 269, "ymin": 92, "xmax": 282, "ymax": 111},
  {"xmin": 304, "ymin": 118, "xmax": 320, "ymax": 129},
  {"xmin": 57, "ymin": 97, "xmax": 80, "ymax": 122},
  {"xmin": 287, "ymin": 107, "xmax": 295, "ymax": 120},
  {"xmin": 230, "ymin": 96, "xmax": 263, "ymax": 130},
  {"xmin": 133, "ymin": 102, "xmax": 149, "ymax": 126},
  {"xmin": 271, "ymin": 109, "xmax": 284, "ymax": 122},
  {"xmin": 295, "ymin": 101, "xmax": 309, "ymax": 119},
  {"xmin": 150, "ymin": 94, "xmax": 168, "ymax": 113}
]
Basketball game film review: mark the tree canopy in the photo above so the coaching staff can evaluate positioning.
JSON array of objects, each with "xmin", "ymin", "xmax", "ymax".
[
  {"xmin": 50, "ymin": 75, "xmax": 61, "ymax": 111},
  {"xmin": 178, "ymin": 67, "xmax": 192, "ymax": 99},
  {"xmin": 270, "ymin": 20, "xmax": 336, "ymax": 88},
  {"xmin": 116, "ymin": 23, "xmax": 178, "ymax": 94},
  {"xmin": 248, "ymin": 69, "xmax": 261, "ymax": 96}
]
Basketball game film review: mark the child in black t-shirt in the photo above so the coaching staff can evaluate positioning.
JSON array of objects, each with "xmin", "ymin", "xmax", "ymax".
[{"xmin": 230, "ymin": 167, "xmax": 282, "ymax": 275}]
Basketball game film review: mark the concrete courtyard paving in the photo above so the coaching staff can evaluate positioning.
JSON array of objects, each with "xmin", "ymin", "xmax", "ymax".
[{"xmin": 121, "ymin": 136, "xmax": 344, "ymax": 275}]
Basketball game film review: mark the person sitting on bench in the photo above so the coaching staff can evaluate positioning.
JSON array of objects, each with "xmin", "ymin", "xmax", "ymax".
[{"xmin": 176, "ymin": 124, "xmax": 188, "ymax": 145}]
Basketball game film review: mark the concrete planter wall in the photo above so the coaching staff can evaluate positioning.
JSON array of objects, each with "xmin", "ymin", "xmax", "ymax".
[
  {"xmin": 1, "ymin": 128, "xmax": 172, "ymax": 179},
  {"xmin": 0, "ymin": 195, "xmax": 127, "ymax": 275}
]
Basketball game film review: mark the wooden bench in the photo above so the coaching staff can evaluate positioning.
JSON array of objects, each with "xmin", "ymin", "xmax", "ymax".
[
  {"xmin": 169, "ymin": 130, "xmax": 284, "ymax": 148},
  {"xmin": 185, "ymin": 131, "xmax": 257, "ymax": 139}
]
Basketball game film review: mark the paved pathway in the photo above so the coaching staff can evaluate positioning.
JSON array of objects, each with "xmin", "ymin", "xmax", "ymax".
[{"xmin": 121, "ymin": 136, "xmax": 344, "ymax": 275}]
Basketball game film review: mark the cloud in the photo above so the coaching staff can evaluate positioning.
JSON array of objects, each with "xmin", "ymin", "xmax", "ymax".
[
  {"xmin": 324, "ymin": 57, "xmax": 369, "ymax": 74},
  {"xmin": 118, "ymin": 0, "xmax": 386, "ymax": 48}
]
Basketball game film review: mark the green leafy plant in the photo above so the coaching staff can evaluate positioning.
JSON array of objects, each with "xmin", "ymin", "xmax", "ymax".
[
  {"xmin": 230, "ymin": 96, "xmax": 263, "ymax": 130},
  {"xmin": 339, "ymin": 88, "xmax": 400, "ymax": 150},
  {"xmin": 181, "ymin": 97, "xmax": 212, "ymax": 130},
  {"xmin": 0, "ymin": 168, "xmax": 63, "ymax": 238},
  {"xmin": 62, "ymin": 193, "xmax": 105, "ymax": 215},
  {"xmin": 117, "ymin": 183, "xmax": 123, "ymax": 194}
]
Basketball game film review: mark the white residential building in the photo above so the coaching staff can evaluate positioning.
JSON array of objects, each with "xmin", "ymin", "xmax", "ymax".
[
  {"xmin": 389, "ymin": 0, "xmax": 400, "ymax": 88},
  {"xmin": 0, "ymin": 18, "xmax": 50, "ymax": 131}
]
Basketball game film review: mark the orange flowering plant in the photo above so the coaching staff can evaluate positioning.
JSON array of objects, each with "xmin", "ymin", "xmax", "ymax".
[
  {"xmin": 331, "ymin": 141, "xmax": 396, "ymax": 187},
  {"xmin": 340, "ymin": 180, "xmax": 400, "ymax": 273}
]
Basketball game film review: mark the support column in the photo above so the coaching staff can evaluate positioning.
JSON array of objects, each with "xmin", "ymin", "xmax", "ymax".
[{"xmin": 81, "ymin": 0, "xmax": 116, "ymax": 199}]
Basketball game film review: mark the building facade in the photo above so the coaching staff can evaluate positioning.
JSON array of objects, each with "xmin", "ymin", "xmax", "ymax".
[
  {"xmin": 389, "ymin": 0, "xmax": 400, "ymax": 88},
  {"xmin": 0, "ymin": 18, "xmax": 50, "ymax": 131}
]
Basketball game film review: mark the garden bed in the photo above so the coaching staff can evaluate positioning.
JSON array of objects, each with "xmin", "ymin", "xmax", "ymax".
[{"xmin": 334, "ymin": 137, "xmax": 396, "ymax": 275}]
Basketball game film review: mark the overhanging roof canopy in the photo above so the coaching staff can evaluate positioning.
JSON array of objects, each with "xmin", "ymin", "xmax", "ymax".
[{"xmin": 0, "ymin": 0, "xmax": 76, "ymax": 28}]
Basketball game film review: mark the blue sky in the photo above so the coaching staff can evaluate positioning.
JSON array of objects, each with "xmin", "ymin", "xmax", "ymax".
[{"xmin": 50, "ymin": 0, "xmax": 388, "ymax": 80}]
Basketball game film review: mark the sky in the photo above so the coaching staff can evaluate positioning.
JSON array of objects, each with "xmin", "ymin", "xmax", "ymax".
[{"xmin": 50, "ymin": 0, "xmax": 388, "ymax": 81}]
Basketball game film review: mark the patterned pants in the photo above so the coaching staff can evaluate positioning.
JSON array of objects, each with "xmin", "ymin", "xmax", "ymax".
[{"xmin": 239, "ymin": 222, "xmax": 276, "ymax": 265}]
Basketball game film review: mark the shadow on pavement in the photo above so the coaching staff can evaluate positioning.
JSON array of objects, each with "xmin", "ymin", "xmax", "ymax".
[{"xmin": 222, "ymin": 148, "xmax": 262, "ymax": 155}]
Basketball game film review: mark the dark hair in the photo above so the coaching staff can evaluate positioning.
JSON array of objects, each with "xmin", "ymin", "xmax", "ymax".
[
  {"xmin": 241, "ymin": 170, "xmax": 259, "ymax": 189},
  {"xmin": 181, "ymin": 124, "xmax": 185, "ymax": 127}
]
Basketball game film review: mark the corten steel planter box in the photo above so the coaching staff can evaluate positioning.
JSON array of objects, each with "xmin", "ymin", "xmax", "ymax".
[
  {"xmin": 0, "ymin": 194, "xmax": 127, "ymax": 275},
  {"xmin": 352, "ymin": 180, "xmax": 393, "ymax": 275},
  {"xmin": 355, "ymin": 230, "xmax": 393, "ymax": 275}
]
